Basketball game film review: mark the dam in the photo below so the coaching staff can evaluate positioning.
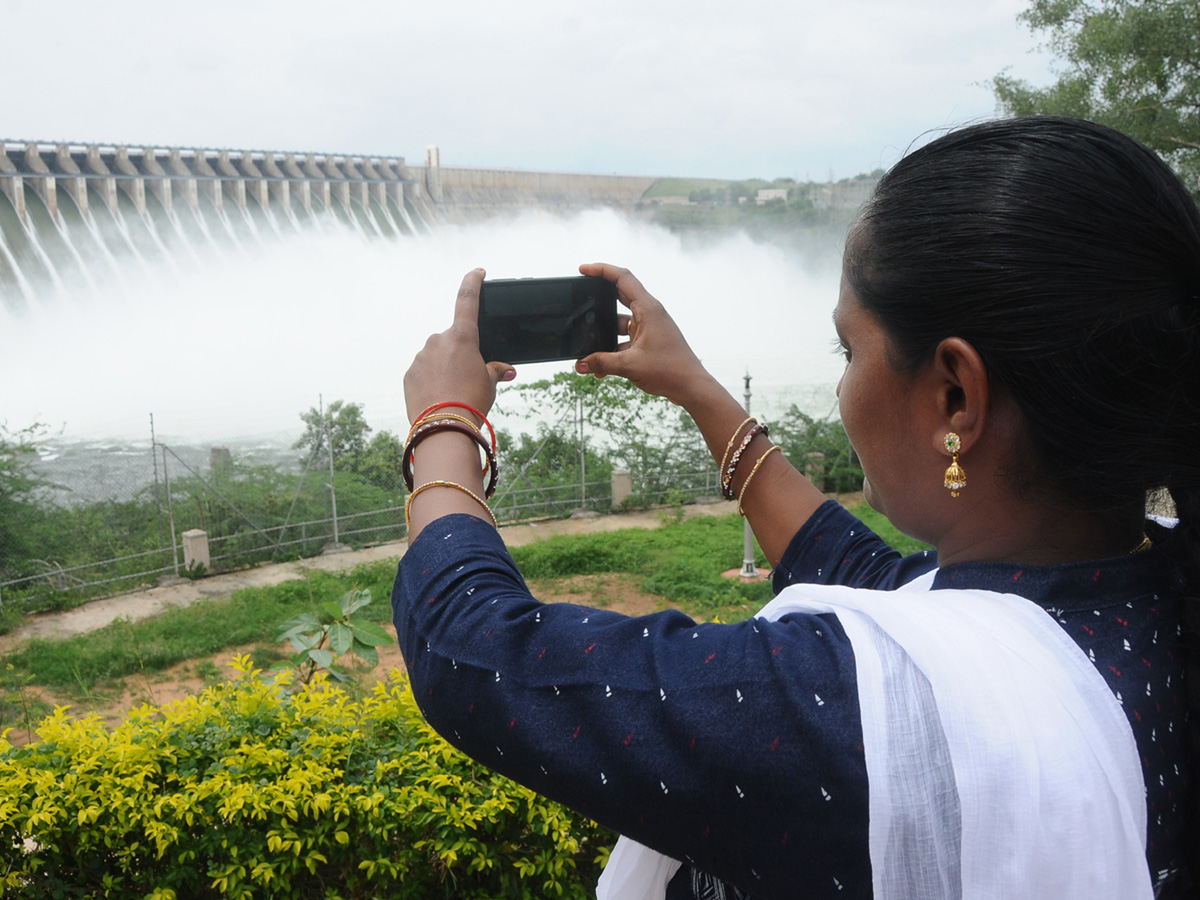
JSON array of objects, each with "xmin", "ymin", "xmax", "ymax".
[
  {"xmin": 0, "ymin": 136, "xmax": 857, "ymax": 602},
  {"xmin": 0, "ymin": 136, "xmax": 868, "ymax": 444},
  {"xmin": 0, "ymin": 139, "xmax": 660, "ymax": 311}
]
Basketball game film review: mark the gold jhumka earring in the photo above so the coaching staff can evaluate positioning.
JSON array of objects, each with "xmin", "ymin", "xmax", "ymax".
[{"xmin": 943, "ymin": 432, "xmax": 966, "ymax": 498}]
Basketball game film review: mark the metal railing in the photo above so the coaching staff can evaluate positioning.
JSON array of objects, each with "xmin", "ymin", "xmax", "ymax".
[{"xmin": 0, "ymin": 468, "xmax": 718, "ymax": 612}]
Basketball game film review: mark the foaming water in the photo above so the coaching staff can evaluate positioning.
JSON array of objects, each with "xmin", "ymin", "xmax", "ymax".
[{"xmin": 1, "ymin": 208, "xmax": 845, "ymax": 443}]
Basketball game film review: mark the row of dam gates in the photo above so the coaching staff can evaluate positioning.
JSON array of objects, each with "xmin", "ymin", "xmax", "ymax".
[{"xmin": 0, "ymin": 140, "xmax": 659, "ymax": 311}]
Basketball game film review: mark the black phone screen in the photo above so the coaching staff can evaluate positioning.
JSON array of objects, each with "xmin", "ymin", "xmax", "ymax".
[{"xmin": 478, "ymin": 276, "xmax": 618, "ymax": 364}]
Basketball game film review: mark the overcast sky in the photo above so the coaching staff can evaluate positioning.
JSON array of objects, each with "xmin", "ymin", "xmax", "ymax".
[{"xmin": 1, "ymin": 0, "xmax": 1055, "ymax": 182}]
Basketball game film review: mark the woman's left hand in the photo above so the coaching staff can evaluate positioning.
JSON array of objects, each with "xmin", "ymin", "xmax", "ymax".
[{"xmin": 404, "ymin": 268, "xmax": 515, "ymax": 423}]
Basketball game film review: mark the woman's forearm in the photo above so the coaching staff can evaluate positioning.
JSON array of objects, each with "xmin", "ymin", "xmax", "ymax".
[
  {"xmin": 405, "ymin": 429, "xmax": 493, "ymax": 540},
  {"xmin": 676, "ymin": 373, "xmax": 828, "ymax": 568}
]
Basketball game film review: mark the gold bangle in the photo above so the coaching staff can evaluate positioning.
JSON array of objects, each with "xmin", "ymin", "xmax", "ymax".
[
  {"xmin": 719, "ymin": 417, "xmax": 756, "ymax": 478},
  {"xmin": 405, "ymin": 480, "xmax": 498, "ymax": 530},
  {"xmin": 723, "ymin": 423, "xmax": 768, "ymax": 500},
  {"xmin": 737, "ymin": 445, "xmax": 782, "ymax": 517},
  {"xmin": 406, "ymin": 412, "xmax": 480, "ymax": 444}
]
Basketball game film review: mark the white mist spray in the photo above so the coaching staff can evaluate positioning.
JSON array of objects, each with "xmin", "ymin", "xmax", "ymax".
[{"xmin": 1, "ymin": 208, "xmax": 845, "ymax": 443}]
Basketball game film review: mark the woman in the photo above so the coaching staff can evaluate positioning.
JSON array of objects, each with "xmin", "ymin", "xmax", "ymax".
[{"xmin": 393, "ymin": 117, "xmax": 1197, "ymax": 899}]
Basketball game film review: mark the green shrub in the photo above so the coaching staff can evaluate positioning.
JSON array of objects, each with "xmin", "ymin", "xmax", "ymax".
[
  {"xmin": 0, "ymin": 658, "xmax": 613, "ymax": 899},
  {"xmin": 7, "ymin": 565, "xmax": 399, "ymax": 694}
]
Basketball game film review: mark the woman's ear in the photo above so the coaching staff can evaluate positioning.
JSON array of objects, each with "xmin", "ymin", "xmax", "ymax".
[{"xmin": 930, "ymin": 337, "xmax": 990, "ymax": 454}]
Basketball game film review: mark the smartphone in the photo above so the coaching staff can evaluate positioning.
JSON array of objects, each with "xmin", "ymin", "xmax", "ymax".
[{"xmin": 478, "ymin": 276, "xmax": 619, "ymax": 364}]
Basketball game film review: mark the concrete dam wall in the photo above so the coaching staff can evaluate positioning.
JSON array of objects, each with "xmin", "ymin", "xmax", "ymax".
[
  {"xmin": 423, "ymin": 166, "xmax": 657, "ymax": 210},
  {"xmin": 413, "ymin": 147, "xmax": 657, "ymax": 220},
  {"xmin": 0, "ymin": 141, "xmax": 418, "ymax": 228},
  {"xmin": 0, "ymin": 140, "xmax": 657, "ymax": 235},
  {"xmin": 0, "ymin": 140, "xmax": 661, "ymax": 308},
  {"xmin": 0, "ymin": 138, "xmax": 875, "ymax": 311}
]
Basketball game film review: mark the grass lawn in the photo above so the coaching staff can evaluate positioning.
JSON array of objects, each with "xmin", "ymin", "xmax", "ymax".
[{"xmin": 2, "ymin": 504, "xmax": 926, "ymax": 702}]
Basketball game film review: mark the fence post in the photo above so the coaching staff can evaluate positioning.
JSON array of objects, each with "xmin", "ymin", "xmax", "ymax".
[
  {"xmin": 739, "ymin": 372, "xmax": 760, "ymax": 578},
  {"xmin": 323, "ymin": 395, "xmax": 341, "ymax": 546},
  {"xmin": 612, "ymin": 469, "xmax": 632, "ymax": 508},
  {"xmin": 163, "ymin": 444, "xmax": 180, "ymax": 575},
  {"xmin": 150, "ymin": 413, "xmax": 169, "ymax": 570},
  {"xmin": 579, "ymin": 395, "xmax": 586, "ymax": 508},
  {"xmin": 182, "ymin": 529, "xmax": 210, "ymax": 572}
]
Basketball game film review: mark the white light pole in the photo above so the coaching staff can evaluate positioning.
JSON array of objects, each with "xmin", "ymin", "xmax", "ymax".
[
  {"xmin": 322, "ymin": 394, "xmax": 342, "ymax": 550},
  {"xmin": 739, "ymin": 371, "xmax": 761, "ymax": 578}
]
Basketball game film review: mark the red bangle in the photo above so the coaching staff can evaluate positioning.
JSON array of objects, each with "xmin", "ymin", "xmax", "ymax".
[
  {"xmin": 414, "ymin": 401, "xmax": 496, "ymax": 453},
  {"xmin": 403, "ymin": 418, "xmax": 498, "ymax": 498}
]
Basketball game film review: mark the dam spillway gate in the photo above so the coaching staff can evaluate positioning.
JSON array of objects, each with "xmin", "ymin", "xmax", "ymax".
[
  {"xmin": 0, "ymin": 141, "xmax": 424, "ymax": 310},
  {"xmin": 0, "ymin": 141, "xmax": 417, "ymax": 230}
]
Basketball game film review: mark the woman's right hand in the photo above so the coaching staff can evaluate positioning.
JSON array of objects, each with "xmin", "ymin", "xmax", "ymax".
[
  {"xmin": 403, "ymin": 268, "xmax": 514, "ymax": 424},
  {"xmin": 578, "ymin": 263, "xmax": 826, "ymax": 564},
  {"xmin": 575, "ymin": 263, "xmax": 715, "ymax": 407}
]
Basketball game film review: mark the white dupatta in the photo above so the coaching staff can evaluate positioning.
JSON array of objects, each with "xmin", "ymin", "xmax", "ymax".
[{"xmin": 597, "ymin": 570, "xmax": 1152, "ymax": 900}]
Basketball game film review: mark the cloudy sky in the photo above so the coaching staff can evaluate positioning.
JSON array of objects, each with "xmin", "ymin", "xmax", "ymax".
[
  {"xmin": 2, "ymin": 0, "xmax": 1064, "ymax": 440},
  {"xmin": 1, "ymin": 0, "xmax": 1054, "ymax": 182}
]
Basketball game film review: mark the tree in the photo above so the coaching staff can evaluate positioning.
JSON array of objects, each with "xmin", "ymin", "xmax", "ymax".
[
  {"xmin": 508, "ymin": 373, "xmax": 709, "ymax": 507},
  {"xmin": 294, "ymin": 400, "xmax": 371, "ymax": 464},
  {"xmin": 728, "ymin": 181, "xmax": 754, "ymax": 203},
  {"xmin": 0, "ymin": 424, "xmax": 55, "ymax": 578},
  {"xmin": 771, "ymin": 406, "xmax": 864, "ymax": 494},
  {"xmin": 993, "ymin": 0, "xmax": 1200, "ymax": 195},
  {"xmin": 342, "ymin": 430, "xmax": 405, "ymax": 493}
]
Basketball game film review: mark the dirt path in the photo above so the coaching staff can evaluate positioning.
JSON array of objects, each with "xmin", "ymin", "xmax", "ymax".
[
  {"xmin": 1, "ymin": 496, "xmax": 863, "ymax": 739},
  {"xmin": 0, "ymin": 501, "xmax": 739, "ymax": 654},
  {"xmin": 1, "ymin": 502, "xmax": 758, "ymax": 737}
]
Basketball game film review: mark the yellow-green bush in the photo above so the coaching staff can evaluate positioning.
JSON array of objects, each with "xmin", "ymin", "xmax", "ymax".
[{"xmin": 0, "ymin": 657, "xmax": 613, "ymax": 899}]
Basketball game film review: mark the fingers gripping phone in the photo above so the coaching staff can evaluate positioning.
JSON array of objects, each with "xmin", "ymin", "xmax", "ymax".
[{"xmin": 478, "ymin": 276, "xmax": 619, "ymax": 364}]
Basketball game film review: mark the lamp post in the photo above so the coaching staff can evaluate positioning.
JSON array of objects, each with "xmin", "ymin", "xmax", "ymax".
[{"xmin": 739, "ymin": 371, "xmax": 762, "ymax": 578}]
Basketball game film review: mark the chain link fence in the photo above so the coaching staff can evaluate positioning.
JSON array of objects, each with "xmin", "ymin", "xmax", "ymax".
[
  {"xmin": 0, "ymin": 386, "xmax": 856, "ymax": 622},
  {"xmin": 0, "ymin": 408, "xmax": 716, "ymax": 617}
]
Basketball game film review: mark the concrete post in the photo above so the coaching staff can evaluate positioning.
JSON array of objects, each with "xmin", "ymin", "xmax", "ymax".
[
  {"xmin": 23, "ymin": 143, "xmax": 58, "ymax": 223},
  {"xmin": 303, "ymin": 154, "xmax": 328, "ymax": 212},
  {"xmin": 166, "ymin": 149, "xmax": 199, "ymax": 214},
  {"xmin": 182, "ymin": 529, "xmax": 210, "ymax": 572},
  {"xmin": 360, "ymin": 158, "xmax": 387, "ymax": 212},
  {"xmin": 54, "ymin": 144, "xmax": 88, "ymax": 219},
  {"xmin": 425, "ymin": 144, "xmax": 443, "ymax": 203},
  {"xmin": 113, "ymin": 146, "xmax": 146, "ymax": 217},
  {"xmin": 236, "ymin": 152, "xmax": 268, "ymax": 212},
  {"xmin": 341, "ymin": 157, "xmax": 369, "ymax": 213},
  {"xmin": 192, "ymin": 151, "xmax": 223, "ymax": 211},
  {"xmin": 216, "ymin": 150, "xmax": 246, "ymax": 212},
  {"xmin": 0, "ymin": 143, "xmax": 27, "ymax": 225},
  {"xmin": 320, "ymin": 156, "xmax": 350, "ymax": 216},
  {"xmin": 262, "ymin": 153, "xmax": 292, "ymax": 216},
  {"xmin": 140, "ymin": 147, "xmax": 172, "ymax": 215},
  {"xmin": 375, "ymin": 158, "xmax": 405, "ymax": 211},
  {"xmin": 84, "ymin": 146, "xmax": 118, "ymax": 217},
  {"xmin": 612, "ymin": 469, "xmax": 633, "ymax": 508},
  {"xmin": 282, "ymin": 153, "xmax": 311, "ymax": 214}
]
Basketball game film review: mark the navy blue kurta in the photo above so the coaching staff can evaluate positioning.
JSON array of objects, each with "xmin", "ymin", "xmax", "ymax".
[{"xmin": 393, "ymin": 501, "xmax": 1189, "ymax": 897}]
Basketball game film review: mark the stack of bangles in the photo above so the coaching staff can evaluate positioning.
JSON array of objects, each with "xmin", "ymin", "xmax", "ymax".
[
  {"xmin": 403, "ymin": 401, "xmax": 499, "ymax": 529},
  {"xmin": 719, "ymin": 417, "xmax": 782, "ymax": 517}
]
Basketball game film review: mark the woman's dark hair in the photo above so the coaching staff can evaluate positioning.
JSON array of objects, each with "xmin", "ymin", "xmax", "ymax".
[{"xmin": 846, "ymin": 115, "xmax": 1200, "ymax": 895}]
